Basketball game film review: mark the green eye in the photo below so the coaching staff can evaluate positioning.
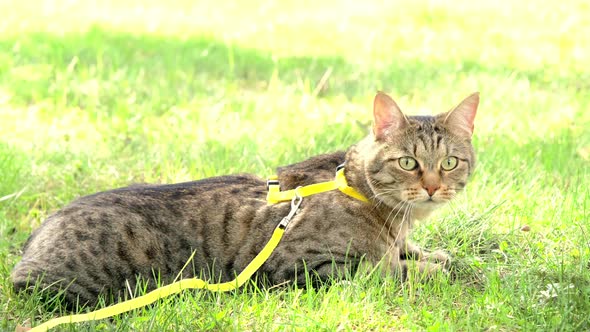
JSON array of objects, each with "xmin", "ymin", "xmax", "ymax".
[
  {"xmin": 441, "ymin": 157, "xmax": 458, "ymax": 171},
  {"xmin": 399, "ymin": 157, "xmax": 418, "ymax": 171}
]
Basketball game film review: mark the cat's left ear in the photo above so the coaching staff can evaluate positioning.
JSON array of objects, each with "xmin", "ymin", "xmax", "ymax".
[
  {"xmin": 373, "ymin": 92, "xmax": 408, "ymax": 140},
  {"xmin": 443, "ymin": 92, "xmax": 479, "ymax": 137}
]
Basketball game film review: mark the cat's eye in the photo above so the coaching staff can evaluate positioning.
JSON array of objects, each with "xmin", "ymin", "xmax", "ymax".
[
  {"xmin": 399, "ymin": 157, "xmax": 418, "ymax": 171},
  {"xmin": 441, "ymin": 157, "xmax": 458, "ymax": 171}
]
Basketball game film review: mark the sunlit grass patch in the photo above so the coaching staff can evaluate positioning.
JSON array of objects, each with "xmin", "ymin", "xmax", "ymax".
[{"xmin": 1, "ymin": 0, "xmax": 589, "ymax": 330}]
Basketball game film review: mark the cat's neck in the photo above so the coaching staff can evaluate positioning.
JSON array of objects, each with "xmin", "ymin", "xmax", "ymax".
[{"xmin": 343, "ymin": 136, "xmax": 376, "ymax": 203}]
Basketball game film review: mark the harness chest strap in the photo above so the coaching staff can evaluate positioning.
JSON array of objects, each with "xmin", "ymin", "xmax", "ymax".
[{"xmin": 266, "ymin": 167, "xmax": 369, "ymax": 204}]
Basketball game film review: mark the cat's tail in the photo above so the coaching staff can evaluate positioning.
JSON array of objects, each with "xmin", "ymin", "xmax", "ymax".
[
  {"xmin": 11, "ymin": 259, "xmax": 87, "ymax": 310},
  {"xmin": 10, "ymin": 259, "xmax": 63, "ymax": 300},
  {"xmin": 11, "ymin": 259, "xmax": 40, "ymax": 293}
]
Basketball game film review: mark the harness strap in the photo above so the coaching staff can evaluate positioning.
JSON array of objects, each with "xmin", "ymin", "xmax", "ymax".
[{"xmin": 266, "ymin": 167, "xmax": 369, "ymax": 204}]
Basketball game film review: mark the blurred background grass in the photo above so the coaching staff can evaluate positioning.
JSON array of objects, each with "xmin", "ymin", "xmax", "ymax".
[{"xmin": 1, "ymin": 0, "xmax": 589, "ymax": 330}]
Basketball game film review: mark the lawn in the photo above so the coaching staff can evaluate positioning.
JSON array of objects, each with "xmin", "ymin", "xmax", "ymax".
[{"xmin": 1, "ymin": 0, "xmax": 589, "ymax": 330}]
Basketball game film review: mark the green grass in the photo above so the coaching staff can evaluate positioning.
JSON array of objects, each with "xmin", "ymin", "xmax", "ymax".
[{"xmin": 1, "ymin": 0, "xmax": 589, "ymax": 330}]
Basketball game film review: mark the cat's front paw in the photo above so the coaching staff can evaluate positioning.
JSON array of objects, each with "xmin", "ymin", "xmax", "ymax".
[{"xmin": 422, "ymin": 250, "xmax": 452, "ymax": 269}]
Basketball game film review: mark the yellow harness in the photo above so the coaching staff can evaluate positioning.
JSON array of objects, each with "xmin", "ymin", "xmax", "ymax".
[
  {"xmin": 266, "ymin": 166, "xmax": 369, "ymax": 204},
  {"xmin": 29, "ymin": 166, "xmax": 368, "ymax": 331}
]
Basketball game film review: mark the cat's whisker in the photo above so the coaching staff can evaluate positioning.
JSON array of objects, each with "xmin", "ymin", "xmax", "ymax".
[
  {"xmin": 379, "ymin": 201, "xmax": 410, "ymax": 242},
  {"xmin": 390, "ymin": 202, "xmax": 411, "ymax": 239},
  {"xmin": 387, "ymin": 201, "xmax": 408, "ymax": 225},
  {"xmin": 396, "ymin": 202, "xmax": 412, "ymax": 241},
  {"xmin": 375, "ymin": 200, "xmax": 407, "ymax": 240},
  {"xmin": 385, "ymin": 201, "xmax": 412, "ymax": 254},
  {"xmin": 370, "ymin": 188, "xmax": 404, "ymax": 202},
  {"xmin": 373, "ymin": 186, "xmax": 405, "ymax": 193}
]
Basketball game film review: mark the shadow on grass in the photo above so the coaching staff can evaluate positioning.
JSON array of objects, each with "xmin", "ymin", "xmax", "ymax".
[{"xmin": 1, "ymin": 25, "xmax": 588, "ymax": 110}]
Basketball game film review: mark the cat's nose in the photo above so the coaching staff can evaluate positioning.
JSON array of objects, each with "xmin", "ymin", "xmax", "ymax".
[{"xmin": 423, "ymin": 184, "xmax": 440, "ymax": 197}]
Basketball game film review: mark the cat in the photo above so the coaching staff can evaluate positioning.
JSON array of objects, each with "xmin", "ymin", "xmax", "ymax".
[{"xmin": 11, "ymin": 91, "xmax": 479, "ymax": 308}]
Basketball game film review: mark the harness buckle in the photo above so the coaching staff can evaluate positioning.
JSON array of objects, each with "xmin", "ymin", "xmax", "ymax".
[
  {"xmin": 278, "ymin": 186, "xmax": 303, "ymax": 229},
  {"xmin": 266, "ymin": 176, "xmax": 280, "ymax": 189}
]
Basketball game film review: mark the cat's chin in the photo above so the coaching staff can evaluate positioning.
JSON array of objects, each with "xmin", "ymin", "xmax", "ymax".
[
  {"xmin": 415, "ymin": 199, "xmax": 448, "ymax": 207},
  {"xmin": 410, "ymin": 201, "xmax": 444, "ymax": 220}
]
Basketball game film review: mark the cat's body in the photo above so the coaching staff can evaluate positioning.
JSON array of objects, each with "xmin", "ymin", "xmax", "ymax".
[{"xmin": 11, "ymin": 92, "xmax": 479, "ymax": 308}]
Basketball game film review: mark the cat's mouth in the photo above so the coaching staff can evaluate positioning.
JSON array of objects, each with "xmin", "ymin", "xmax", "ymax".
[
  {"xmin": 422, "ymin": 199, "xmax": 439, "ymax": 205},
  {"xmin": 415, "ymin": 197, "xmax": 446, "ymax": 205}
]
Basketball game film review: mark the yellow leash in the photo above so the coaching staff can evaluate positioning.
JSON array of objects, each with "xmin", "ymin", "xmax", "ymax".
[
  {"xmin": 30, "ymin": 224, "xmax": 285, "ymax": 332},
  {"xmin": 29, "ymin": 166, "xmax": 367, "ymax": 331},
  {"xmin": 30, "ymin": 226, "xmax": 287, "ymax": 331}
]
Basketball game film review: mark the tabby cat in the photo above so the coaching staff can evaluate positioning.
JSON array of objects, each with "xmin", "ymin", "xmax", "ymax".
[{"xmin": 11, "ymin": 92, "xmax": 479, "ymax": 308}]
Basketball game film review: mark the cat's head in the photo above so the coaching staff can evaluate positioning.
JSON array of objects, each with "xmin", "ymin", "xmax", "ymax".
[{"xmin": 363, "ymin": 92, "xmax": 478, "ymax": 212}]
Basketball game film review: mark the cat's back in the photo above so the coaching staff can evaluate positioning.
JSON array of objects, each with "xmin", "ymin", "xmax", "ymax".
[
  {"xmin": 24, "ymin": 173, "xmax": 267, "ymax": 238},
  {"xmin": 87, "ymin": 173, "xmax": 267, "ymax": 204}
]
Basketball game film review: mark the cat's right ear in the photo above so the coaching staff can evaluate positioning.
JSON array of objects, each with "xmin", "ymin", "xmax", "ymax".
[
  {"xmin": 443, "ymin": 92, "xmax": 479, "ymax": 138},
  {"xmin": 373, "ymin": 92, "xmax": 407, "ymax": 140}
]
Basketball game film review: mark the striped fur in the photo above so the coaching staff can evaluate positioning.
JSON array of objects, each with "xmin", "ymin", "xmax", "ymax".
[{"xmin": 11, "ymin": 92, "xmax": 478, "ymax": 308}]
